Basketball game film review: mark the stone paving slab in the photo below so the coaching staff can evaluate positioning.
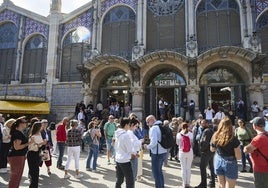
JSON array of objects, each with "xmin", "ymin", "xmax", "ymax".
[{"xmin": 0, "ymin": 149, "xmax": 255, "ymax": 188}]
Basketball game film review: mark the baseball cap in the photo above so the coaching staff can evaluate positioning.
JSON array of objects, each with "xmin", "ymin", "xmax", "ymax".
[{"xmin": 250, "ymin": 117, "xmax": 265, "ymax": 127}]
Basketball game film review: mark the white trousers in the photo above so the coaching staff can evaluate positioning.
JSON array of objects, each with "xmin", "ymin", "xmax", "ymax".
[
  {"xmin": 65, "ymin": 146, "xmax": 81, "ymax": 170},
  {"xmin": 178, "ymin": 149, "xmax": 193, "ymax": 186}
]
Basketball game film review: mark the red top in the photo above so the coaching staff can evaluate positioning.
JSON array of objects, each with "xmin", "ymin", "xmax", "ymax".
[
  {"xmin": 250, "ymin": 132, "xmax": 268, "ymax": 173},
  {"xmin": 56, "ymin": 123, "xmax": 66, "ymax": 142}
]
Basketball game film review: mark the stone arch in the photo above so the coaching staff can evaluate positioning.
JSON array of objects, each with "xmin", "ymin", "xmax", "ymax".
[
  {"xmin": 138, "ymin": 51, "xmax": 188, "ymax": 89},
  {"xmin": 195, "ymin": 0, "xmax": 242, "ymax": 11},
  {"xmin": 197, "ymin": 47, "xmax": 257, "ymax": 85},
  {"xmin": 22, "ymin": 32, "xmax": 47, "ymax": 50},
  {"xmin": 86, "ymin": 55, "xmax": 132, "ymax": 92}
]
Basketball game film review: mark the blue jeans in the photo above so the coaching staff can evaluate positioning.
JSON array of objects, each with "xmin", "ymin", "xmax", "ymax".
[
  {"xmin": 240, "ymin": 145, "xmax": 252, "ymax": 170},
  {"xmin": 130, "ymin": 157, "xmax": 138, "ymax": 181},
  {"xmin": 99, "ymin": 136, "xmax": 105, "ymax": 151},
  {"xmin": 151, "ymin": 153, "xmax": 166, "ymax": 188},
  {"xmin": 86, "ymin": 144, "xmax": 99, "ymax": 170},
  {"xmin": 57, "ymin": 142, "xmax": 65, "ymax": 167}
]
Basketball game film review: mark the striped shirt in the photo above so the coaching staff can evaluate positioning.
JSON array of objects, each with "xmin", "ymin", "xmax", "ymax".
[{"xmin": 66, "ymin": 128, "xmax": 82, "ymax": 147}]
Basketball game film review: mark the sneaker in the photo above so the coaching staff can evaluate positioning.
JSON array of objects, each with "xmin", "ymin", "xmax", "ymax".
[
  {"xmin": 64, "ymin": 174, "xmax": 71, "ymax": 179},
  {"xmin": 240, "ymin": 170, "xmax": 247, "ymax": 173},
  {"xmin": 92, "ymin": 169, "xmax": 100, "ymax": 173},
  {"xmin": 74, "ymin": 174, "xmax": 83, "ymax": 179},
  {"xmin": 107, "ymin": 160, "xmax": 111, "ymax": 165},
  {"xmin": 86, "ymin": 168, "xmax": 92, "ymax": 171},
  {"xmin": 57, "ymin": 165, "xmax": 65, "ymax": 170},
  {"xmin": 0, "ymin": 168, "xmax": 7, "ymax": 173}
]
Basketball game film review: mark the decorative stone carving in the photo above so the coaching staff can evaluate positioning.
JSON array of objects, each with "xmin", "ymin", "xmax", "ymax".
[
  {"xmin": 130, "ymin": 64, "xmax": 140, "ymax": 86},
  {"xmin": 129, "ymin": 87, "xmax": 144, "ymax": 96},
  {"xmin": 185, "ymin": 85, "xmax": 200, "ymax": 94},
  {"xmin": 186, "ymin": 35, "xmax": 197, "ymax": 57},
  {"xmin": 85, "ymin": 49, "xmax": 100, "ymax": 60},
  {"xmin": 77, "ymin": 65, "xmax": 91, "ymax": 86},
  {"xmin": 132, "ymin": 45, "xmax": 144, "ymax": 61},
  {"xmin": 251, "ymin": 55, "xmax": 265, "ymax": 82},
  {"xmin": 188, "ymin": 58, "xmax": 197, "ymax": 82},
  {"xmin": 249, "ymin": 32, "xmax": 261, "ymax": 53},
  {"xmin": 248, "ymin": 84, "xmax": 267, "ymax": 93}
]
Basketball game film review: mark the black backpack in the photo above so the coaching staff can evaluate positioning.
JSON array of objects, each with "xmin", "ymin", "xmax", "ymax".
[{"xmin": 157, "ymin": 123, "xmax": 175, "ymax": 149}]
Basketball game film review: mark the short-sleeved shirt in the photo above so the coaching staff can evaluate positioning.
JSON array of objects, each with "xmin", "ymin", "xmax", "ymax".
[
  {"xmin": 214, "ymin": 137, "xmax": 240, "ymax": 157},
  {"xmin": 66, "ymin": 128, "xmax": 81, "ymax": 147},
  {"xmin": 90, "ymin": 128, "xmax": 100, "ymax": 145},
  {"xmin": 28, "ymin": 134, "xmax": 43, "ymax": 151},
  {"xmin": 235, "ymin": 127, "xmax": 253, "ymax": 146},
  {"xmin": 250, "ymin": 133, "xmax": 268, "ymax": 173},
  {"xmin": 104, "ymin": 122, "xmax": 116, "ymax": 139},
  {"xmin": 8, "ymin": 130, "xmax": 28, "ymax": 157}
]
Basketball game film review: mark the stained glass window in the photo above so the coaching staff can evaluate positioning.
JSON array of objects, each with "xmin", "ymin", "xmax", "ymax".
[
  {"xmin": 147, "ymin": 0, "xmax": 184, "ymax": 16},
  {"xmin": 197, "ymin": 0, "xmax": 239, "ymax": 15},
  {"xmin": 103, "ymin": 6, "xmax": 135, "ymax": 25},
  {"xmin": 0, "ymin": 22, "xmax": 18, "ymax": 49}
]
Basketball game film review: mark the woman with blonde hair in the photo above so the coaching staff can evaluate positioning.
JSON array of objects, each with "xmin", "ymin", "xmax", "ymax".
[
  {"xmin": 210, "ymin": 117, "xmax": 241, "ymax": 188},
  {"xmin": 177, "ymin": 122, "xmax": 193, "ymax": 188}
]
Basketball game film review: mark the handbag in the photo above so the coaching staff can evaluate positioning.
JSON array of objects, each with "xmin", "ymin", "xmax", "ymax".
[{"xmin": 40, "ymin": 149, "xmax": 50, "ymax": 161}]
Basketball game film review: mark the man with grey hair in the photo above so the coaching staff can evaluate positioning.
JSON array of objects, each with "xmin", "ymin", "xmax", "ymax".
[
  {"xmin": 144, "ymin": 115, "xmax": 167, "ymax": 188},
  {"xmin": 244, "ymin": 117, "xmax": 268, "ymax": 188}
]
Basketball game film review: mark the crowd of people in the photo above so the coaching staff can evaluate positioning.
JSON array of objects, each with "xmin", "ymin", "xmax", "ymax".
[{"xmin": 0, "ymin": 97, "xmax": 268, "ymax": 188}]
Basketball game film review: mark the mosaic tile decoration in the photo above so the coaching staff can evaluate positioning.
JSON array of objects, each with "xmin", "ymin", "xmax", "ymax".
[
  {"xmin": 101, "ymin": 0, "xmax": 137, "ymax": 16},
  {"xmin": 25, "ymin": 17, "xmax": 49, "ymax": 38},
  {"xmin": 61, "ymin": 8, "xmax": 93, "ymax": 39},
  {"xmin": 0, "ymin": 9, "xmax": 20, "ymax": 26},
  {"xmin": 255, "ymin": 0, "xmax": 268, "ymax": 17}
]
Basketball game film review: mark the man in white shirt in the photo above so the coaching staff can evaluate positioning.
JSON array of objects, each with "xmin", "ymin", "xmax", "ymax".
[
  {"xmin": 144, "ymin": 115, "xmax": 167, "ymax": 188},
  {"xmin": 214, "ymin": 108, "xmax": 225, "ymax": 123},
  {"xmin": 204, "ymin": 106, "xmax": 215, "ymax": 123},
  {"xmin": 158, "ymin": 98, "xmax": 165, "ymax": 118}
]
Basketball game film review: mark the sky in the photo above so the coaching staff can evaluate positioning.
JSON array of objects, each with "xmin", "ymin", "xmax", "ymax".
[{"xmin": 0, "ymin": 0, "xmax": 91, "ymax": 16}]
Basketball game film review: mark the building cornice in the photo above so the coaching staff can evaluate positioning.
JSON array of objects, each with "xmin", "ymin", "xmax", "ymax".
[{"xmin": 0, "ymin": 4, "xmax": 49, "ymax": 24}]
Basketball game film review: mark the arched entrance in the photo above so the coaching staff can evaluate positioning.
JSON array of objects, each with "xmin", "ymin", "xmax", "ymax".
[
  {"xmin": 199, "ymin": 66, "xmax": 246, "ymax": 117},
  {"xmin": 145, "ymin": 71, "xmax": 186, "ymax": 119},
  {"xmin": 99, "ymin": 70, "xmax": 131, "ymax": 117}
]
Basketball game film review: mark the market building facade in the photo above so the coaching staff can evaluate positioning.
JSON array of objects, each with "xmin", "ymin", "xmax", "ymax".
[{"xmin": 0, "ymin": 0, "xmax": 267, "ymax": 121}]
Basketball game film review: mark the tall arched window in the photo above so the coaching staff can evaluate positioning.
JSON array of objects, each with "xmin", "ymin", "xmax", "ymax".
[
  {"xmin": 196, "ymin": 0, "xmax": 241, "ymax": 53},
  {"xmin": 101, "ymin": 6, "xmax": 136, "ymax": 59},
  {"xmin": 22, "ymin": 34, "xmax": 47, "ymax": 83},
  {"xmin": 147, "ymin": 0, "xmax": 185, "ymax": 53},
  {"xmin": 256, "ymin": 11, "xmax": 268, "ymax": 74},
  {"xmin": 0, "ymin": 22, "xmax": 18, "ymax": 84},
  {"xmin": 61, "ymin": 26, "xmax": 90, "ymax": 82}
]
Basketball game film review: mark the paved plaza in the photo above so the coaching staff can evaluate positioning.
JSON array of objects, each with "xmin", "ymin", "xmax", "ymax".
[{"xmin": 0, "ymin": 149, "xmax": 255, "ymax": 188}]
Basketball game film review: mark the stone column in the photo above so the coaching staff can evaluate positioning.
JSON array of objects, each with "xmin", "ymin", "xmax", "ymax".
[
  {"xmin": 185, "ymin": 0, "xmax": 197, "ymax": 57},
  {"xmin": 130, "ymin": 87, "xmax": 144, "ymax": 120},
  {"xmin": 46, "ymin": 3, "xmax": 62, "ymax": 103},
  {"xmin": 248, "ymin": 84, "xmax": 266, "ymax": 109},
  {"xmin": 132, "ymin": 0, "xmax": 146, "ymax": 61},
  {"xmin": 185, "ymin": 85, "xmax": 200, "ymax": 119}
]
